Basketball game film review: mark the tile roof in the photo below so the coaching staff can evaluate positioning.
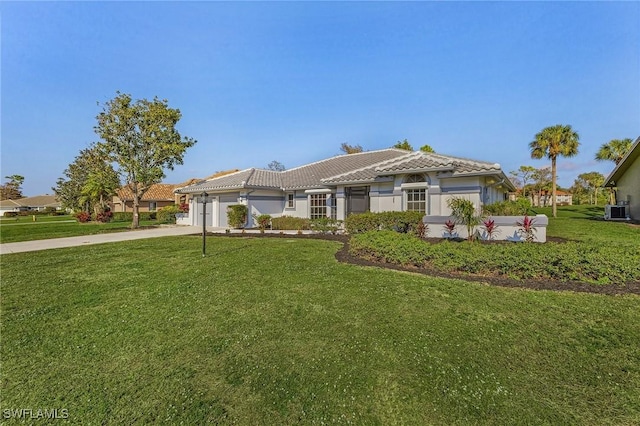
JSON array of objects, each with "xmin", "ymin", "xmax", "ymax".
[
  {"xmin": 176, "ymin": 148, "xmax": 513, "ymax": 193},
  {"xmin": 281, "ymin": 149, "xmax": 408, "ymax": 189},
  {"xmin": 117, "ymin": 184, "xmax": 177, "ymax": 201},
  {"xmin": 0, "ymin": 195, "xmax": 60, "ymax": 208},
  {"xmin": 322, "ymin": 151, "xmax": 502, "ymax": 184},
  {"xmin": 177, "ymin": 149, "xmax": 409, "ymax": 193},
  {"xmin": 176, "ymin": 169, "xmax": 283, "ymax": 193}
]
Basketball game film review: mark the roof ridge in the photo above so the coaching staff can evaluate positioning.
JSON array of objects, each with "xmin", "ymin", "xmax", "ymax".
[
  {"xmin": 283, "ymin": 148, "xmax": 404, "ymax": 174},
  {"xmin": 320, "ymin": 151, "xmax": 416, "ymax": 182},
  {"xmin": 205, "ymin": 168, "xmax": 251, "ymax": 182}
]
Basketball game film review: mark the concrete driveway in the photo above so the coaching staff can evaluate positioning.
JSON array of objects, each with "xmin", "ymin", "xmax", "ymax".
[{"xmin": 0, "ymin": 226, "xmax": 201, "ymax": 255}]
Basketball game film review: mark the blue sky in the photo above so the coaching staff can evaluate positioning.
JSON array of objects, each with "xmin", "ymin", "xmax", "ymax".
[{"xmin": 2, "ymin": 1, "xmax": 639, "ymax": 196}]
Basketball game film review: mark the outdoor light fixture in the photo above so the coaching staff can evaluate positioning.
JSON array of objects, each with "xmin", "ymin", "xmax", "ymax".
[{"xmin": 201, "ymin": 191, "xmax": 209, "ymax": 257}]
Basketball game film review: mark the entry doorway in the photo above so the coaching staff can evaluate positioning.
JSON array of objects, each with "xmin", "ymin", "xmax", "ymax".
[{"xmin": 346, "ymin": 186, "xmax": 369, "ymax": 216}]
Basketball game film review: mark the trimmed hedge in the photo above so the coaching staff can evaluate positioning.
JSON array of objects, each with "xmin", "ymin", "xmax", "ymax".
[
  {"xmin": 157, "ymin": 205, "xmax": 180, "ymax": 224},
  {"xmin": 111, "ymin": 211, "xmax": 156, "ymax": 222},
  {"xmin": 344, "ymin": 211, "xmax": 424, "ymax": 235},
  {"xmin": 271, "ymin": 216, "xmax": 311, "ymax": 230}
]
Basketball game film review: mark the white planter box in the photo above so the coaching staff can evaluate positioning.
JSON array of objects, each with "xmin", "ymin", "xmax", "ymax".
[{"xmin": 423, "ymin": 215, "xmax": 548, "ymax": 243}]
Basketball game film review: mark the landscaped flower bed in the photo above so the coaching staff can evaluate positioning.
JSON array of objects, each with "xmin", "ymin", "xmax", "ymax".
[{"xmin": 349, "ymin": 230, "xmax": 640, "ymax": 284}]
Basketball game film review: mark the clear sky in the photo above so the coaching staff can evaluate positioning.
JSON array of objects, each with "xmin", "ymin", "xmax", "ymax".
[{"xmin": 2, "ymin": 1, "xmax": 639, "ymax": 196}]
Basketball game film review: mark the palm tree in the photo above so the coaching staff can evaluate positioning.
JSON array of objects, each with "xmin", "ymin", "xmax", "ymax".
[
  {"xmin": 529, "ymin": 125, "xmax": 580, "ymax": 217},
  {"xmin": 595, "ymin": 138, "xmax": 633, "ymax": 164}
]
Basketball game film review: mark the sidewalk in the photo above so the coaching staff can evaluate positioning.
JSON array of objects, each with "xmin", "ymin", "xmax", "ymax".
[{"xmin": 0, "ymin": 226, "xmax": 201, "ymax": 255}]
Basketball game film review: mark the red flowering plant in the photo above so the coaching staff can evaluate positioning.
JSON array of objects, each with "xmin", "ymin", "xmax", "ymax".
[
  {"xmin": 516, "ymin": 215, "xmax": 537, "ymax": 242},
  {"xmin": 178, "ymin": 203, "xmax": 189, "ymax": 213},
  {"xmin": 443, "ymin": 219, "xmax": 456, "ymax": 238},
  {"xmin": 74, "ymin": 211, "xmax": 91, "ymax": 223},
  {"xmin": 482, "ymin": 218, "xmax": 498, "ymax": 241}
]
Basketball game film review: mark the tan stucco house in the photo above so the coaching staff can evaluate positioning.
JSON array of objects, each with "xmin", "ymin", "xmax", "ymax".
[{"xmin": 604, "ymin": 136, "xmax": 640, "ymax": 220}]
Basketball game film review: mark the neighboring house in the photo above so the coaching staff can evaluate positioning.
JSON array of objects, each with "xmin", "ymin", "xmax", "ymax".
[
  {"xmin": 604, "ymin": 136, "xmax": 640, "ymax": 220},
  {"xmin": 176, "ymin": 149, "xmax": 515, "ymax": 228},
  {"xmin": 536, "ymin": 190, "xmax": 573, "ymax": 207},
  {"xmin": 111, "ymin": 184, "xmax": 177, "ymax": 212},
  {"xmin": 0, "ymin": 195, "xmax": 63, "ymax": 216},
  {"xmin": 0, "ymin": 199, "xmax": 27, "ymax": 216}
]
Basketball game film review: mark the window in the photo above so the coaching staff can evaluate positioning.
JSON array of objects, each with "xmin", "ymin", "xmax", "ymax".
[
  {"xmin": 310, "ymin": 194, "xmax": 327, "ymax": 219},
  {"xmin": 286, "ymin": 192, "xmax": 295, "ymax": 209},
  {"xmin": 149, "ymin": 201, "xmax": 158, "ymax": 212},
  {"xmin": 406, "ymin": 189, "xmax": 426, "ymax": 213},
  {"xmin": 403, "ymin": 174, "xmax": 427, "ymax": 213}
]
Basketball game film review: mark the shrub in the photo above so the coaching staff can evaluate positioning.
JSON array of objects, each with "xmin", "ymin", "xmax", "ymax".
[
  {"xmin": 271, "ymin": 216, "xmax": 311, "ymax": 231},
  {"xmin": 3, "ymin": 212, "xmax": 19, "ymax": 218},
  {"xmin": 111, "ymin": 211, "xmax": 156, "ymax": 222},
  {"xmin": 344, "ymin": 212, "xmax": 380, "ymax": 234},
  {"xmin": 111, "ymin": 212, "xmax": 132, "ymax": 222},
  {"xmin": 178, "ymin": 203, "xmax": 190, "ymax": 213},
  {"xmin": 344, "ymin": 211, "xmax": 423, "ymax": 235},
  {"xmin": 227, "ymin": 204, "xmax": 248, "ymax": 229},
  {"xmin": 310, "ymin": 217, "xmax": 342, "ymax": 234},
  {"xmin": 157, "ymin": 205, "xmax": 181, "ymax": 223},
  {"xmin": 94, "ymin": 209, "xmax": 113, "ymax": 223},
  {"xmin": 414, "ymin": 221, "xmax": 428, "ymax": 238},
  {"xmin": 483, "ymin": 198, "xmax": 531, "ymax": 216},
  {"xmin": 74, "ymin": 211, "xmax": 91, "ymax": 223},
  {"xmin": 253, "ymin": 214, "xmax": 272, "ymax": 232}
]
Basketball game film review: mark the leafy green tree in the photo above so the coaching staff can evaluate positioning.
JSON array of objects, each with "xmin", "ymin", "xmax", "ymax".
[
  {"xmin": 81, "ymin": 167, "xmax": 120, "ymax": 215},
  {"xmin": 340, "ymin": 143, "xmax": 363, "ymax": 154},
  {"xmin": 0, "ymin": 175, "xmax": 24, "ymax": 200},
  {"xmin": 531, "ymin": 167, "xmax": 552, "ymax": 207},
  {"xmin": 54, "ymin": 145, "xmax": 119, "ymax": 212},
  {"xmin": 267, "ymin": 160, "xmax": 285, "ymax": 171},
  {"xmin": 509, "ymin": 166, "xmax": 537, "ymax": 201},
  {"xmin": 95, "ymin": 92, "xmax": 197, "ymax": 228},
  {"xmin": 529, "ymin": 124, "xmax": 580, "ymax": 217},
  {"xmin": 576, "ymin": 172, "xmax": 605, "ymax": 205},
  {"xmin": 393, "ymin": 139, "xmax": 413, "ymax": 151},
  {"xmin": 419, "ymin": 144, "xmax": 435, "ymax": 153},
  {"xmin": 595, "ymin": 138, "xmax": 633, "ymax": 164}
]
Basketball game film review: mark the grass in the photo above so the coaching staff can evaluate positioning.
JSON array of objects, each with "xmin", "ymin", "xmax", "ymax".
[
  {"xmin": 0, "ymin": 216, "xmax": 160, "ymax": 243},
  {"xmin": 530, "ymin": 205, "xmax": 639, "ymax": 244},
  {"xmin": 2, "ymin": 236, "xmax": 639, "ymax": 424}
]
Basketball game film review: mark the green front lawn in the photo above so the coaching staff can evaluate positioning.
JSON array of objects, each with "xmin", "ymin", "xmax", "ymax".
[
  {"xmin": 0, "ymin": 217, "xmax": 160, "ymax": 243},
  {"xmin": 2, "ymin": 236, "xmax": 639, "ymax": 424}
]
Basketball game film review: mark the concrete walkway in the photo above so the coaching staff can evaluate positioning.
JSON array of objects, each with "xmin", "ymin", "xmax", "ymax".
[{"xmin": 0, "ymin": 226, "xmax": 201, "ymax": 255}]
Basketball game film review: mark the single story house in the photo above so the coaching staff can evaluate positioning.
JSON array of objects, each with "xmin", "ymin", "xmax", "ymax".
[
  {"xmin": 111, "ymin": 184, "xmax": 178, "ymax": 212},
  {"xmin": 604, "ymin": 136, "xmax": 640, "ymax": 220},
  {"xmin": 176, "ymin": 149, "xmax": 516, "ymax": 228},
  {"xmin": 0, "ymin": 195, "xmax": 62, "ymax": 216}
]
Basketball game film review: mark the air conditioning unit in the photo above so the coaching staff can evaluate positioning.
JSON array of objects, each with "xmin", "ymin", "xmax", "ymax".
[{"xmin": 605, "ymin": 204, "xmax": 629, "ymax": 220}]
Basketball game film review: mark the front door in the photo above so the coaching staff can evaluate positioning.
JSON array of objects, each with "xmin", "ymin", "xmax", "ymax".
[{"xmin": 346, "ymin": 186, "xmax": 369, "ymax": 216}]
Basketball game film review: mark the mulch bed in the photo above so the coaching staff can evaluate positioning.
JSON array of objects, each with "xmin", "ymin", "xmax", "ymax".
[{"xmin": 206, "ymin": 232, "xmax": 640, "ymax": 296}]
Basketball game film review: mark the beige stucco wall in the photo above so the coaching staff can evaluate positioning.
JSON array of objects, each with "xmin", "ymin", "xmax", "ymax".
[{"xmin": 616, "ymin": 154, "xmax": 640, "ymax": 220}]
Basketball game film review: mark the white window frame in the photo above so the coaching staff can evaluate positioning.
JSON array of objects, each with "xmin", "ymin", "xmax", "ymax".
[
  {"xmin": 149, "ymin": 201, "xmax": 158, "ymax": 212},
  {"xmin": 286, "ymin": 192, "xmax": 295, "ymax": 209},
  {"xmin": 401, "ymin": 174, "xmax": 428, "ymax": 213}
]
